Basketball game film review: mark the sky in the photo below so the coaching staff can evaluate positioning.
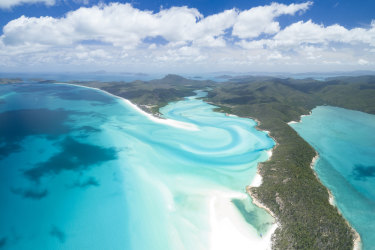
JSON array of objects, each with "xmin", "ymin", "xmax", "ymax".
[{"xmin": 0, "ymin": 0, "xmax": 374, "ymax": 73}]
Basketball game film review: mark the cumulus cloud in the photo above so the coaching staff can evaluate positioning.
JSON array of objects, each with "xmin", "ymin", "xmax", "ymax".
[
  {"xmin": 1, "ymin": 3, "xmax": 236, "ymax": 49},
  {"xmin": 237, "ymin": 20, "xmax": 375, "ymax": 56},
  {"xmin": 0, "ymin": 1, "xmax": 374, "ymax": 72},
  {"xmin": 0, "ymin": 0, "xmax": 55, "ymax": 9},
  {"xmin": 272, "ymin": 20, "xmax": 375, "ymax": 47},
  {"xmin": 232, "ymin": 1, "xmax": 312, "ymax": 39}
]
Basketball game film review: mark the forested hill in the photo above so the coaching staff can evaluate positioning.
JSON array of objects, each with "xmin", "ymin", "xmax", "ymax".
[
  {"xmin": 63, "ymin": 74, "xmax": 374, "ymax": 249},
  {"xmin": 204, "ymin": 75, "xmax": 375, "ymax": 249},
  {"xmin": 66, "ymin": 74, "xmax": 216, "ymax": 114},
  {"xmin": 1, "ymin": 74, "xmax": 374, "ymax": 249}
]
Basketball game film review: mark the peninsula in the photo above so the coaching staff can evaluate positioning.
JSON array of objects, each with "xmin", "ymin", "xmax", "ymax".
[{"xmin": 67, "ymin": 74, "xmax": 375, "ymax": 249}]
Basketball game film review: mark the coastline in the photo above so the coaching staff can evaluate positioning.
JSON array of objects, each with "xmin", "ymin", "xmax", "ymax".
[
  {"xmin": 52, "ymin": 82, "xmax": 361, "ymax": 249},
  {"xmin": 54, "ymin": 82, "xmax": 199, "ymax": 131},
  {"xmin": 246, "ymin": 117, "xmax": 279, "ymax": 248},
  {"xmin": 287, "ymin": 111, "xmax": 312, "ymax": 125},
  {"xmin": 58, "ymin": 82, "xmax": 278, "ymax": 249},
  {"xmin": 289, "ymin": 113, "xmax": 362, "ymax": 250}
]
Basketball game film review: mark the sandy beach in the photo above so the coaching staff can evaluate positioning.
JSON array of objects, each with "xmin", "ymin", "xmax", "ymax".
[
  {"xmin": 55, "ymin": 82, "xmax": 199, "ymax": 131},
  {"xmin": 287, "ymin": 119, "xmax": 300, "ymax": 125},
  {"xmin": 287, "ymin": 112, "xmax": 312, "ymax": 125},
  {"xmin": 245, "ymin": 125, "xmax": 278, "ymax": 248},
  {"xmin": 57, "ymin": 82, "xmax": 278, "ymax": 249},
  {"xmin": 123, "ymin": 98, "xmax": 199, "ymax": 131},
  {"xmin": 209, "ymin": 190, "xmax": 276, "ymax": 250},
  {"xmin": 250, "ymin": 173, "xmax": 263, "ymax": 187}
]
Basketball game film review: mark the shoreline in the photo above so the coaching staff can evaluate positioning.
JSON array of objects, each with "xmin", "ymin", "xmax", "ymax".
[
  {"xmin": 58, "ymin": 82, "xmax": 278, "ymax": 249},
  {"xmin": 246, "ymin": 117, "xmax": 279, "ymax": 248},
  {"xmin": 54, "ymin": 82, "xmax": 199, "ymax": 131},
  {"xmin": 289, "ymin": 113, "xmax": 362, "ymax": 250},
  {"xmin": 287, "ymin": 111, "xmax": 312, "ymax": 125}
]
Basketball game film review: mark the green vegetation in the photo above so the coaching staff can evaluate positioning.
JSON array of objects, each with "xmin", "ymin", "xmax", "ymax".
[
  {"xmin": 3, "ymin": 74, "xmax": 374, "ymax": 249},
  {"xmin": 204, "ymin": 75, "xmax": 375, "ymax": 249},
  {"xmin": 73, "ymin": 74, "xmax": 375, "ymax": 249},
  {"xmin": 70, "ymin": 74, "xmax": 216, "ymax": 115}
]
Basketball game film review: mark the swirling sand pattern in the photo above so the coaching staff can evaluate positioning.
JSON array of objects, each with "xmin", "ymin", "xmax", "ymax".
[{"xmin": 0, "ymin": 84, "xmax": 276, "ymax": 250}]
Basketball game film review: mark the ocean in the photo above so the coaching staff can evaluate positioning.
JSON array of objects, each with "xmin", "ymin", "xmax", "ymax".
[
  {"xmin": 290, "ymin": 106, "xmax": 375, "ymax": 250},
  {"xmin": 0, "ymin": 82, "xmax": 276, "ymax": 250}
]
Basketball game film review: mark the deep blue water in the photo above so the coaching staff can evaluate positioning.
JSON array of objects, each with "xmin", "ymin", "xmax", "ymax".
[
  {"xmin": 290, "ymin": 106, "xmax": 375, "ymax": 250},
  {"xmin": 0, "ymin": 83, "xmax": 275, "ymax": 249}
]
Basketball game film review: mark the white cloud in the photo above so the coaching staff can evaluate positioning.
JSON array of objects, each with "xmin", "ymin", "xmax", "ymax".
[
  {"xmin": 0, "ymin": 0, "xmax": 55, "ymax": 9},
  {"xmin": 358, "ymin": 59, "xmax": 369, "ymax": 65},
  {"xmin": 271, "ymin": 20, "xmax": 375, "ymax": 47},
  {"xmin": 0, "ymin": 2, "xmax": 374, "ymax": 72},
  {"xmin": 237, "ymin": 19, "xmax": 375, "ymax": 65},
  {"xmin": 1, "ymin": 3, "xmax": 236, "ymax": 49},
  {"xmin": 232, "ymin": 1, "xmax": 312, "ymax": 39}
]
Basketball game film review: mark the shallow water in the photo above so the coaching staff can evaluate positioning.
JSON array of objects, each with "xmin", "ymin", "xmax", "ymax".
[
  {"xmin": 0, "ymin": 83, "xmax": 275, "ymax": 250},
  {"xmin": 290, "ymin": 106, "xmax": 375, "ymax": 250}
]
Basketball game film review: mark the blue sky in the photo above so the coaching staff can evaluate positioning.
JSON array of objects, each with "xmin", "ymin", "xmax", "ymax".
[
  {"xmin": 1, "ymin": 0, "xmax": 374, "ymax": 28},
  {"xmin": 0, "ymin": 0, "xmax": 374, "ymax": 73}
]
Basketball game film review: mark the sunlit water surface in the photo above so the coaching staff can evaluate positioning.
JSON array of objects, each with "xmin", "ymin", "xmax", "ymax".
[
  {"xmin": 290, "ymin": 106, "xmax": 375, "ymax": 250},
  {"xmin": 0, "ymin": 83, "xmax": 275, "ymax": 250}
]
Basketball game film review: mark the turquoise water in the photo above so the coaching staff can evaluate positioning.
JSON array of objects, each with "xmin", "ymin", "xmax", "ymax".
[
  {"xmin": 0, "ymin": 83, "xmax": 275, "ymax": 249},
  {"xmin": 290, "ymin": 106, "xmax": 375, "ymax": 250}
]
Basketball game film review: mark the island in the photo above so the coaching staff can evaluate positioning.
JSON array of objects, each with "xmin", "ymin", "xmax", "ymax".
[{"xmin": 1, "ymin": 74, "xmax": 374, "ymax": 249}]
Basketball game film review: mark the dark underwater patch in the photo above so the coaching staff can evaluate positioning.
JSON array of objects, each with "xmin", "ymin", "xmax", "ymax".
[
  {"xmin": 0, "ymin": 108, "xmax": 73, "ymax": 159},
  {"xmin": 0, "ymin": 237, "xmax": 6, "ymax": 248},
  {"xmin": 10, "ymin": 187, "xmax": 48, "ymax": 200},
  {"xmin": 0, "ymin": 143, "xmax": 21, "ymax": 160},
  {"xmin": 79, "ymin": 126, "xmax": 101, "ymax": 134},
  {"xmin": 24, "ymin": 137, "xmax": 117, "ymax": 182},
  {"xmin": 50, "ymin": 226, "xmax": 66, "ymax": 243},
  {"xmin": 352, "ymin": 164, "xmax": 375, "ymax": 181},
  {"xmin": 0, "ymin": 109, "xmax": 102, "ymax": 159},
  {"xmin": 70, "ymin": 176, "xmax": 100, "ymax": 189},
  {"xmin": 0, "ymin": 108, "xmax": 71, "ymax": 142},
  {"xmin": 74, "ymin": 126, "xmax": 102, "ymax": 139}
]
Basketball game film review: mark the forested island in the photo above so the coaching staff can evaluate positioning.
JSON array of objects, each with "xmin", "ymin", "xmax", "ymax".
[{"xmin": 1, "ymin": 74, "xmax": 374, "ymax": 249}]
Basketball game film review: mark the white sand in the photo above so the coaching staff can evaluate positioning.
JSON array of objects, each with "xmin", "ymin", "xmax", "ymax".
[
  {"xmin": 288, "ymin": 112, "xmax": 313, "ymax": 125},
  {"xmin": 329, "ymin": 194, "xmax": 335, "ymax": 206},
  {"xmin": 56, "ymin": 82, "xmax": 199, "ymax": 131},
  {"xmin": 287, "ymin": 121, "xmax": 298, "ymax": 125},
  {"xmin": 58, "ymin": 82, "xmax": 276, "ymax": 249},
  {"xmin": 267, "ymin": 149, "xmax": 273, "ymax": 158},
  {"xmin": 250, "ymin": 147, "xmax": 273, "ymax": 188},
  {"xmin": 353, "ymin": 235, "xmax": 362, "ymax": 250},
  {"xmin": 123, "ymin": 99, "xmax": 199, "ymax": 131},
  {"xmin": 209, "ymin": 191, "xmax": 276, "ymax": 250},
  {"xmin": 250, "ymin": 173, "xmax": 263, "ymax": 187}
]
